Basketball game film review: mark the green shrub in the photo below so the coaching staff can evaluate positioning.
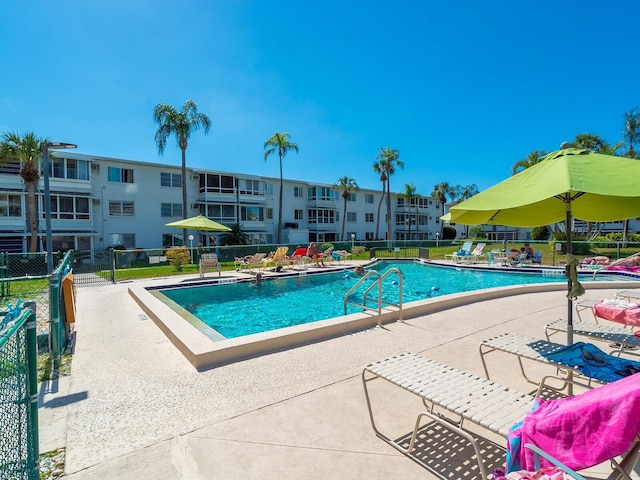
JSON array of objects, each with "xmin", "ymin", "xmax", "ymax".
[
  {"xmin": 165, "ymin": 246, "xmax": 190, "ymax": 271},
  {"xmin": 351, "ymin": 245, "xmax": 366, "ymax": 255},
  {"xmin": 469, "ymin": 226, "xmax": 486, "ymax": 239},
  {"xmin": 531, "ymin": 226, "xmax": 550, "ymax": 241},
  {"xmin": 442, "ymin": 226, "xmax": 457, "ymax": 240}
]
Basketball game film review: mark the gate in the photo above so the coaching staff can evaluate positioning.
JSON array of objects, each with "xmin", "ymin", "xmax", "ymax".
[{"xmin": 71, "ymin": 250, "xmax": 114, "ymax": 286}]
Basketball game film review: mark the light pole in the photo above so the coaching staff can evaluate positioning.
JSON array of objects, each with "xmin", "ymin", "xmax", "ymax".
[
  {"xmin": 351, "ymin": 233, "xmax": 355, "ymax": 251},
  {"xmin": 42, "ymin": 141, "xmax": 77, "ymax": 273},
  {"xmin": 188, "ymin": 234, "xmax": 194, "ymax": 264},
  {"xmin": 435, "ymin": 232, "xmax": 439, "ymax": 248}
]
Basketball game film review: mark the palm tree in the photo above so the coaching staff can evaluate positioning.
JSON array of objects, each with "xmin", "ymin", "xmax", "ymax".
[
  {"xmin": 372, "ymin": 160, "xmax": 388, "ymax": 240},
  {"xmin": 622, "ymin": 107, "xmax": 640, "ymax": 159},
  {"xmin": 573, "ymin": 133, "xmax": 610, "ymax": 152},
  {"xmin": 450, "ymin": 184, "xmax": 478, "ymax": 237},
  {"xmin": 220, "ymin": 223, "xmax": 248, "ymax": 245},
  {"xmin": 431, "ymin": 182, "xmax": 452, "ymax": 236},
  {"xmin": 375, "ymin": 147, "xmax": 404, "ymax": 245},
  {"xmin": 154, "ymin": 100, "xmax": 211, "ymax": 242},
  {"xmin": 619, "ymin": 108, "xmax": 640, "ymax": 243},
  {"xmin": 335, "ymin": 176, "xmax": 359, "ymax": 241},
  {"xmin": 0, "ymin": 131, "xmax": 49, "ymax": 252},
  {"xmin": 511, "ymin": 150, "xmax": 546, "ymax": 175},
  {"xmin": 264, "ymin": 132, "xmax": 298, "ymax": 244},
  {"xmin": 399, "ymin": 183, "xmax": 416, "ymax": 239}
]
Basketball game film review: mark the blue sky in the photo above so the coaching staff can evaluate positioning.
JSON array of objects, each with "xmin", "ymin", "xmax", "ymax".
[{"xmin": 2, "ymin": 1, "xmax": 638, "ymax": 196}]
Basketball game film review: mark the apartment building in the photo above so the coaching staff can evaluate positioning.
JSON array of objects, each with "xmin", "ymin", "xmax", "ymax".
[{"xmin": 0, "ymin": 152, "xmax": 443, "ymax": 253}]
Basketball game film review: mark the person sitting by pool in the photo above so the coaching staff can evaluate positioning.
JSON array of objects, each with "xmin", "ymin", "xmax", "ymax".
[
  {"xmin": 306, "ymin": 241, "xmax": 325, "ymax": 267},
  {"xmin": 510, "ymin": 247, "xmax": 526, "ymax": 262},
  {"xmin": 581, "ymin": 256, "xmax": 611, "ymax": 266},
  {"xmin": 523, "ymin": 243, "xmax": 534, "ymax": 259}
]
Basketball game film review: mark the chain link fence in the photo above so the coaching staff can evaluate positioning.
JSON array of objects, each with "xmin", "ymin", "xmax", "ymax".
[{"xmin": 0, "ymin": 307, "xmax": 39, "ymax": 480}]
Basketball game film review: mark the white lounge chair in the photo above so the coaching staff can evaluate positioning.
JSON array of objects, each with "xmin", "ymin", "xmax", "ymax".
[
  {"xmin": 544, "ymin": 318, "xmax": 640, "ymax": 357},
  {"xmin": 362, "ymin": 352, "xmax": 640, "ymax": 479},
  {"xmin": 479, "ymin": 332, "xmax": 640, "ymax": 389}
]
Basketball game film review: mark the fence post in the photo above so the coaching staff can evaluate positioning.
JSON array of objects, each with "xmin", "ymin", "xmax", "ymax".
[
  {"xmin": 25, "ymin": 307, "xmax": 39, "ymax": 473},
  {"xmin": 110, "ymin": 250, "xmax": 116, "ymax": 283},
  {"xmin": 49, "ymin": 272, "xmax": 61, "ymax": 370}
]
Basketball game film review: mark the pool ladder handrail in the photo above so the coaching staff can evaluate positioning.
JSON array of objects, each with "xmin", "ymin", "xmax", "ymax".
[{"xmin": 343, "ymin": 268, "xmax": 403, "ymax": 326}]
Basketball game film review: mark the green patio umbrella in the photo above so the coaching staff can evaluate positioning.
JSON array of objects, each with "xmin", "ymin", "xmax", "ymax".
[
  {"xmin": 165, "ymin": 214, "xmax": 231, "ymax": 232},
  {"xmin": 443, "ymin": 146, "xmax": 640, "ymax": 344}
]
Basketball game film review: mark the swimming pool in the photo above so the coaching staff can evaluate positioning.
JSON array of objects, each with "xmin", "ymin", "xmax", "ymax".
[
  {"xmin": 130, "ymin": 261, "xmax": 640, "ymax": 370},
  {"xmin": 155, "ymin": 261, "xmax": 611, "ymax": 339}
]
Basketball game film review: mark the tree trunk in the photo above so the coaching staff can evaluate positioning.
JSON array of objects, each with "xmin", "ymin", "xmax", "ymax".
[
  {"xmin": 26, "ymin": 180, "xmax": 38, "ymax": 252},
  {"xmin": 341, "ymin": 197, "xmax": 347, "ymax": 241},
  {"xmin": 375, "ymin": 185, "xmax": 385, "ymax": 239},
  {"xmin": 277, "ymin": 153, "xmax": 283, "ymax": 244},
  {"xmin": 181, "ymin": 146, "xmax": 188, "ymax": 243},
  {"xmin": 386, "ymin": 180, "xmax": 392, "ymax": 245}
]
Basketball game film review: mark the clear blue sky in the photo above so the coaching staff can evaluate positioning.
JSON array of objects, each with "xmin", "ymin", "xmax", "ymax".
[{"xmin": 2, "ymin": 1, "xmax": 638, "ymax": 196}]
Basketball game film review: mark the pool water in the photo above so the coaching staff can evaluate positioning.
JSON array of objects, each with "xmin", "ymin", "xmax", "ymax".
[{"xmin": 157, "ymin": 261, "xmax": 593, "ymax": 339}]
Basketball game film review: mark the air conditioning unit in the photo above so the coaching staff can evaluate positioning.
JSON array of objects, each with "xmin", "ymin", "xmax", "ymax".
[
  {"xmin": 190, "ymin": 173, "xmax": 199, "ymax": 180},
  {"xmin": 91, "ymin": 163, "xmax": 100, "ymax": 172},
  {"xmin": 92, "ymin": 198, "xmax": 101, "ymax": 204},
  {"xmin": 191, "ymin": 203, "xmax": 199, "ymax": 210}
]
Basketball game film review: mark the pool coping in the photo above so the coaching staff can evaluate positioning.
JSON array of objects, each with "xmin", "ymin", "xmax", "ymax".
[{"xmin": 128, "ymin": 265, "xmax": 640, "ymax": 371}]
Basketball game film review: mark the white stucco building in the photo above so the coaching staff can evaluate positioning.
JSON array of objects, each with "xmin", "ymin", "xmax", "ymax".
[{"xmin": 0, "ymin": 152, "xmax": 445, "ymax": 253}]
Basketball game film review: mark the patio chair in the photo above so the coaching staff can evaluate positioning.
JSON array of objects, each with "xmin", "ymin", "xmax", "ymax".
[
  {"xmin": 242, "ymin": 252, "xmax": 266, "ymax": 273},
  {"xmin": 199, "ymin": 253, "xmax": 221, "ymax": 278},
  {"xmin": 531, "ymin": 251, "xmax": 543, "ymax": 264},
  {"xmin": 286, "ymin": 247, "xmax": 309, "ymax": 270},
  {"xmin": 479, "ymin": 332, "xmax": 640, "ymax": 389},
  {"xmin": 445, "ymin": 241, "xmax": 473, "ymax": 261},
  {"xmin": 362, "ymin": 352, "xmax": 640, "ymax": 479},
  {"xmin": 263, "ymin": 246, "xmax": 289, "ymax": 271}
]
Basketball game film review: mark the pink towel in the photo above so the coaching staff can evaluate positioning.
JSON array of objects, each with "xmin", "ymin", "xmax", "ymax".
[
  {"xmin": 512, "ymin": 372, "xmax": 640, "ymax": 471},
  {"xmin": 594, "ymin": 301, "xmax": 640, "ymax": 326}
]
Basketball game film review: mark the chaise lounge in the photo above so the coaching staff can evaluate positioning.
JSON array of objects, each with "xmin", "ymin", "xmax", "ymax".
[{"xmin": 362, "ymin": 352, "xmax": 640, "ymax": 479}]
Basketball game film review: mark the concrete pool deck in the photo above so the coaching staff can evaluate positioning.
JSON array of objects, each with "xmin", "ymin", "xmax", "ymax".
[{"xmin": 38, "ymin": 263, "xmax": 640, "ymax": 479}]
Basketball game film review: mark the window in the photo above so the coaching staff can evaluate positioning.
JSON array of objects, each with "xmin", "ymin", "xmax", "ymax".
[
  {"xmin": 365, "ymin": 213, "xmax": 374, "ymax": 223},
  {"xmin": 205, "ymin": 204, "xmax": 235, "ymax": 222},
  {"xmin": 294, "ymin": 186, "xmax": 304, "ymax": 198},
  {"xmin": 108, "ymin": 167, "xmax": 134, "ymax": 183},
  {"xmin": 109, "ymin": 201, "xmax": 134, "ymax": 216},
  {"xmin": 201, "ymin": 174, "xmax": 234, "ymax": 193},
  {"xmin": 294, "ymin": 209, "xmax": 303, "ymax": 220},
  {"xmin": 347, "ymin": 192, "xmax": 356, "ymax": 202},
  {"xmin": 49, "ymin": 157, "xmax": 90, "ymax": 180},
  {"xmin": 110, "ymin": 233, "xmax": 135, "ymax": 249},
  {"xmin": 307, "ymin": 187, "xmax": 337, "ymax": 201},
  {"xmin": 0, "ymin": 194, "xmax": 21, "ymax": 217},
  {"xmin": 160, "ymin": 172, "xmax": 182, "ymax": 188},
  {"xmin": 161, "ymin": 203, "xmax": 182, "ymax": 217},
  {"xmin": 45, "ymin": 195, "xmax": 90, "ymax": 220},
  {"xmin": 240, "ymin": 206, "xmax": 264, "ymax": 222},
  {"xmin": 365, "ymin": 194, "xmax": 374, "ymax": 204},
  {"xmin": 239, "ymin": 179, "xmax": 266, "ymax": 196},
  {"xmin": 162, "ymin": 233, "xmax": 183, "ymax": 247},
  {"xmin": 365, "ymin": 232, "xmax": 374, "ymax": 240},
  {"xmin": 347, "ymin": 212, "xmax": 357, "ymax": 222},
  {"xmin": 307, "ymin": 209, "xmax": 335, "ymax": 224}
]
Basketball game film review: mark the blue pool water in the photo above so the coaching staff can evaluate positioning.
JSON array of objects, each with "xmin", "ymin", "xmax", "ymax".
[{"xmin": 157, "ymin": 261, "xmax": 612, "ymax": 339}]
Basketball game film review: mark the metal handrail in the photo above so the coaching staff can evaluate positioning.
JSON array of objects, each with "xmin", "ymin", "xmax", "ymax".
[{"xmin": 343, "ymin": 267, "xmax": 403, "ymax": 326}]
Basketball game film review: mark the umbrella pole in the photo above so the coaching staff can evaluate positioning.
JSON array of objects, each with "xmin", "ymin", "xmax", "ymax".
[{"xmin": 565, "ymin": 202, "xmax": 574, "ymax": 346}]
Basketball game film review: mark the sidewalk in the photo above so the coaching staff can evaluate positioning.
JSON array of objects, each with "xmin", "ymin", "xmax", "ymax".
[{"xmin": 37, "ymin": 276, "xmax": 640, "ymax": 479}]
